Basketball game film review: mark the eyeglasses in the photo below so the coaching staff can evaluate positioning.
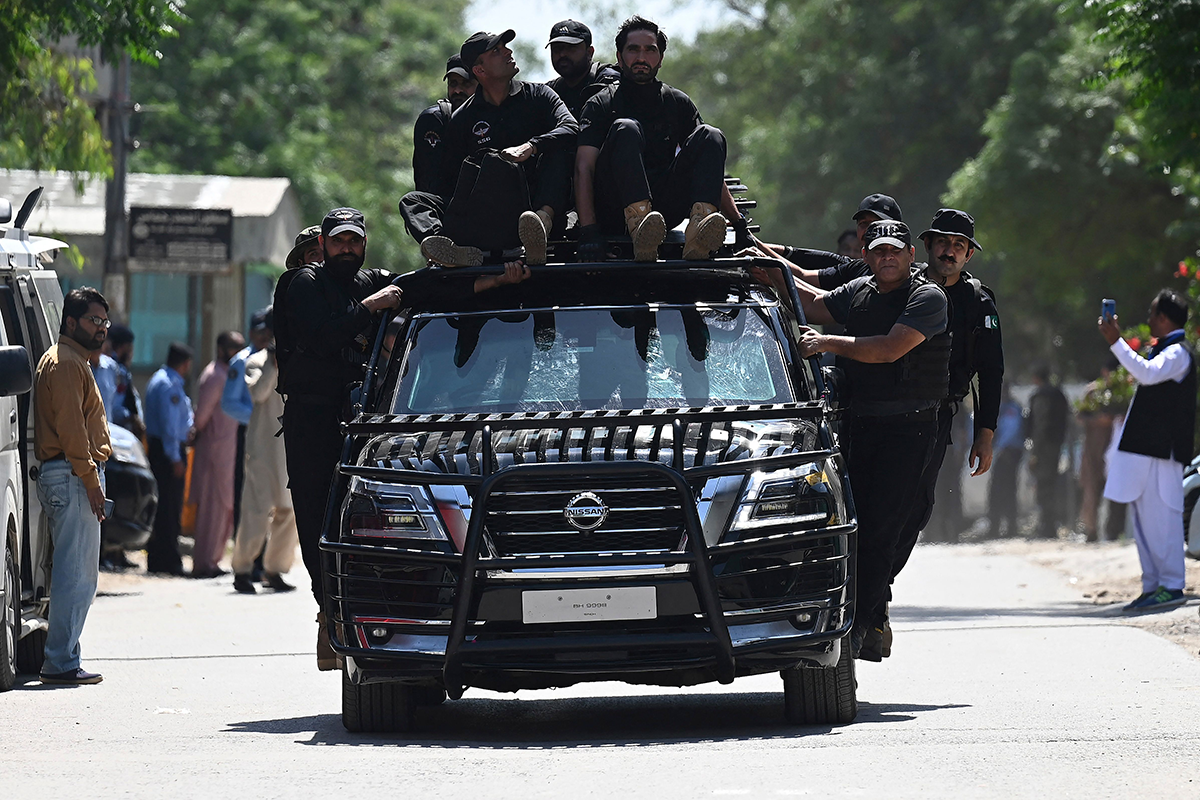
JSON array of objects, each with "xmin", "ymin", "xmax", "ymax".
[{"xmin": 82, "ymin": 315, "xmax": 112, "ymax": 329}]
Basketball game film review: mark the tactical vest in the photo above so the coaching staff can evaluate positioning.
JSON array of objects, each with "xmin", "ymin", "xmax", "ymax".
[
  {"xmin": 1118, "ymin": 336, "xmax": 1196, "ymax": 464},
  {"xmin": 842, "ymin": 273, "xmax": 951, "ymax": 406}
]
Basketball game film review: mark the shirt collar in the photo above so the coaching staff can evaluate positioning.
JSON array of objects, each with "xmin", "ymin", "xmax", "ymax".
[{"xmin": 57, "ymin": 334, "xmax": 91, "ymax": 359}]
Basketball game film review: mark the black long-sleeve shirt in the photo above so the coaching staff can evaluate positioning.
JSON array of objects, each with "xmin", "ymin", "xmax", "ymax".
[
  {"xmin": 438, "ymin": 81, "xmax": 578, "ymax": 198},
  {"xmin": 412, "ymin": 101, "xmax": 452, "ymax": 193},
  {"xmin": 578, "ymin": 80, "xmax": 702, "ymax": 182},
  {"xmin": 546, "ymin": 62, "xmax": 620, "ymax": 120}
]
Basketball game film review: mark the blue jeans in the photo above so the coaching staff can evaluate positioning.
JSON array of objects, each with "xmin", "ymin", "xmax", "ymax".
[{"xmin": 36, "ymin": 460, "xmax": 103, "ymax": 674}]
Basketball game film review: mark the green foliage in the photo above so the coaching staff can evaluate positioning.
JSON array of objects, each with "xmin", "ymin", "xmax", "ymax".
[
  {"xmin": 1089, "ymin": 0, "xmax": 1200, "ymax": 172},
  {"xmin": 669, "ymin": 0, "xmax": 1062, "ymax": 249},
  {"xmin": 0, "ymin": 0, "xmax": 182, "ymax": 173},
  {"xmin": 130, "ymin": 0, "xmax": 469, "ymax": 273},
  {"xmin": 945, "ymin": 21, "xmax": 1189, "ymax": 377},
  {"xmin": 0, "ymin": 49, "xmax": 111, "ymax": 174}
]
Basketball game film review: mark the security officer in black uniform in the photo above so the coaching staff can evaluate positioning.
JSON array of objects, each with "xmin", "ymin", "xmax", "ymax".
[
  {"xmin": 279, "ymin": 208, "xmax": 403, "ymax": 668},
  {"xmin": 796, "ymin": 220, "xmax": 950, "ymax": 662},
  {"xmin": 412, "ymin": 54, "xmax": 478, "ymax": 194},
  {"xmin": 544, "ymin": 20, "xmax": 620, "ymax": 119},
  {"xmin": 398, "ymin": 30, "xmax": 578, "ymax": 268},
  {"xmin": 574, "ymin": 15, "xmax": 743, "ymax": 262},
  {"xmin": 758, "ymin": 192, "xmax": 904, "ymax": 289}
]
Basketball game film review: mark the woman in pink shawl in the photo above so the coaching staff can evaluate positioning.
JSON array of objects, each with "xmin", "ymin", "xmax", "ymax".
[{"xmin": 190, "ymin": 331, "xmax": 244, "ymax": 578}]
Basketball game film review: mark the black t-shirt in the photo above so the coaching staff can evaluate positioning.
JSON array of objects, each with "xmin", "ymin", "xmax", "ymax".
[
  {"xmin": 439, "ymin": 81, "xmax": 578, "ymax": 198},
  {"xmin": 412, "ymin": 101, "xmax": 451, "ymax": 194},
  {"xmin": 546, "ymin": 62, "xmax": 620, "ymax": 121},
  {"xmin": 578, "ymin": 81, "xmax": 701, "ymax": 179}
]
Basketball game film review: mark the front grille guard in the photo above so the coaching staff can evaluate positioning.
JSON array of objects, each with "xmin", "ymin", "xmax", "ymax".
[{"xmin": 321, "ymin": 407, "xmax": 855, "ymax": 699}]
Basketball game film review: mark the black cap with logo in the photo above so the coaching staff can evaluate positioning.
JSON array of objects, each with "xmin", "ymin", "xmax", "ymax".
[
  {"xmin": 918, "ymin": 208, "xmax": 982, "ymax": 250},
  {"xmin": 546, "ymin": 19, "xmax": 591, "ymax": 47},
  {"xmin": 460, "ymin": 30, "xmax": 516, "ymax": 71},
  {"xmin": 321, "ymin": 208, "xmax": 366, "ymax": 239},
  {"xmin": 863, "ymin": 220, "xmax": 912, "ymax": 251},
  {"xmin": 852, "ymin": 193, "xmax": 903, "ymax": 222}
]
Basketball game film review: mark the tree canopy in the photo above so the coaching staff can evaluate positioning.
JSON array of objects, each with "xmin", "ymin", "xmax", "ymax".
[
  {"xmin": 129, "ymin": 0, "xmax": 469, "ymax": 272},
  {"xmin": 0, "ymin": 0, "xmax": 182, "ymax": 173}
]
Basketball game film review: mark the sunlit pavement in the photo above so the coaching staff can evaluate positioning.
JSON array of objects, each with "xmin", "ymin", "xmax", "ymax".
[{"xmin": 3, "ymin": 546, "xmax": 1199, "ymax": 799}]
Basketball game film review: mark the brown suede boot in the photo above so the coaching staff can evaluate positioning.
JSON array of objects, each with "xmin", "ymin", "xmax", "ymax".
[
  {"xmin": 519, "ymin": 207, "xmax": 553, "ymax": 265},
  {"xmin": 623, "ymin": 200, "xmax": 666, "ymax": 262},
  {"xmin": 682, "ymin": 201, "xmax": 726, "ymax": 260},
  {"xmin": 420, "ymin": 235, "xmax": 483, "ymax": 268},
  {"xmin": 317, "ymin": 611, "xmax": 337, "ymax": 671}
]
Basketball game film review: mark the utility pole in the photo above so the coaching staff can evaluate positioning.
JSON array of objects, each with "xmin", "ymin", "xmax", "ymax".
[{"xmin": 102, "ymin": 51, "xmax": 131, "ymax": 320}]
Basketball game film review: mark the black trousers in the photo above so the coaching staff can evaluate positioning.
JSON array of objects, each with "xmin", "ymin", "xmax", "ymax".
[
  {"xmin": 847, "ymin": 412, "xmax": 938, "ymax": 631},
  {"xmin": 146, "ymin": 437, "xmax": 185, "ymax": 575},
  {"xmin": 232, "ymin": 423, "xmax": 247, "ymax": 535},
  {"xmin": 594, "ymin": 119, "xmax": 727, "ymax": 234},
  {"xmin": 888, "ymin": 404, "xmax": 956, "ymax": 587},
  {"xmin": 989, "ymin": 448, "xmax": 1022, "ymax": 534},
  {"xmin": 398, "ymin": 149, "xmax": 573, "ymax": 248},
  {"xmin": 282, "ymin": 399, "xmax": 345, "ymax": 606}
]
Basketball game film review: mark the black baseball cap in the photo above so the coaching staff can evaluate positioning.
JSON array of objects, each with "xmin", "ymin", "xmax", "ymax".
[
  {"xmin": 863, "ymin": 220, "xmax": 912, "ymax": 251},
  {"xmin": 546, "ymin": 19, "xmax": 591, "ymax": 47},
  {"xmin": 918, "ymin": 208, "xmax": 982, "ymax": 250},
  {"xmin": 444, "ymin": 54, "xmax": 470, "ymax": 81},
  {"xmin": 250, "ymin": 306, "xmax": 273, "ymax": 332},
  {"xmin": 852, "ymin": 193, "xmax": 903, "ymax": 222},
  {"xmin": 321, "ymin": 208, "xmax": 366, "ymax": 239},
  {"xmin": 460, "ymin": 30, "xmax": 516, "ymax": 71},
  {"xmin": 285, "ymin": 224, "xmax": 322, "ymax": 269}
]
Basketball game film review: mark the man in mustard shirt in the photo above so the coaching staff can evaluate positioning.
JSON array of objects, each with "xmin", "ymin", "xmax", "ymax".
[{"xmin": 33, "ymin": 287, "xmax": 112, "ymax": 685}]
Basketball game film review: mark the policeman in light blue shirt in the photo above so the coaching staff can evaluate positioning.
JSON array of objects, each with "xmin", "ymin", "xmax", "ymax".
[
  {"xmin": 91, "ymin": 353, "xmax": 119, "ymax": 422},
  {"xmin": 144, "ymin": 342, "xmax": 195, "ymax": 575},
  {"xmin": 107, "ymin": 325, "xmax": 143, "ymax": 432}
]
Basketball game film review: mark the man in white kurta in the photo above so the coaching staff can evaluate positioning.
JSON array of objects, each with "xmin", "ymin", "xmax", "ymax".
[{"xmin": 1100, "ymin": 291, "xmax": 1194, "ymax": 610}]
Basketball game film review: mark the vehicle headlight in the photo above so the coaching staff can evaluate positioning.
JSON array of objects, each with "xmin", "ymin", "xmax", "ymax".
[
  {"xmin": 341, "ymin": 476, "xmax": 449, "ymax": 546},
  {"xmin": 729, "ymin": 462, "xmax": 841, "ymax": 533},
  {"xmin": 110, "ymin": 434, "xmax": 149, "ymax": 469}
]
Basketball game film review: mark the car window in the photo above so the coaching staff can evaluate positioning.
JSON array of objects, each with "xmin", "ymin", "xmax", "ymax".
[
  {"xmin": 392, "ymin": 305, "xmax": 796, "ymax": 414},
  {"xmin": 31, "ymin": 272, "xmax": 63, "ymax": 337}
]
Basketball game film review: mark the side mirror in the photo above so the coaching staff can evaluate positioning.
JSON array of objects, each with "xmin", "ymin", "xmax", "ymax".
[
  {"xmin": 0, "ymin": 198, "xmax": 11, "ymax": 225},
  {"xmin": 0, "ymin": 345, "xmax": 33, "ymax": 396}
]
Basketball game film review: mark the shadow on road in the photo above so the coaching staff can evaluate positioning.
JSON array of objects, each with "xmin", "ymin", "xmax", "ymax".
[
  {"xmin": 224, "ymin": 692, "xmax": 970, "ymax": 747},
  {"xmin": 890, "ymin": 601, "xmax": 1110, "ymax": 624}
]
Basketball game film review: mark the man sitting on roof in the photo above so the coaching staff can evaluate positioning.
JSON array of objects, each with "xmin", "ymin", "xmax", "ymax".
[{"xmin": 573, "ymin": 16, "xmax": 743, "ymax": 263}]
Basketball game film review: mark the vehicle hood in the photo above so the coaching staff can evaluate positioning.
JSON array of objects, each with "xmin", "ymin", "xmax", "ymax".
[{"xmin": 361, "ymin": 418, "xmax": 821, "ymax": 475}]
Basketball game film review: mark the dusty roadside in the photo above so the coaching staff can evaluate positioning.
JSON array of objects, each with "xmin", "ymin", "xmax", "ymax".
[{"xmin": 944, "ymin": 538, "xmax": 1200, "ymax": 658}]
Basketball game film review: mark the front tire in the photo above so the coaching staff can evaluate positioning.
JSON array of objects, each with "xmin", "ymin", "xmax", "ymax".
[
  {"xmin": 782, "ymin": 638, "xmax": 858, "ymax": 725},
  {"xmin": 0, "ymin": 541, "xmax": 18, "ymax": 691},
  {"xmin": 342, "ymin": 666, "xmax": 416, "ymax": 733}
]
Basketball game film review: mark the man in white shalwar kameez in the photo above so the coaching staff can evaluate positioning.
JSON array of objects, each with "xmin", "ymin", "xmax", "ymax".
[{"xmin": 1099, "ymin": 289, "xmax": 1195, "ymax": 612}]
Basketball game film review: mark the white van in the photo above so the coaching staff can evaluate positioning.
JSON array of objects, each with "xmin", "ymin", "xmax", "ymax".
[{"xmin": 0, "ymin": 188, "xmax": 67, "ymax": 690}]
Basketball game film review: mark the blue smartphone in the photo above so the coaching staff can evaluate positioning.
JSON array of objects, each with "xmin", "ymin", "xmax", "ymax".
[{"xmin": 1102, "ymin": 298, "xmax": 1116, "ymax": 320}]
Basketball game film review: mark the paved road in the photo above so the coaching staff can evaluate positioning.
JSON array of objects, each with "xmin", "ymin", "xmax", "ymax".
[{"xmin": 3, "ymin": 546, "xmax": 1198, "ymax": 798}]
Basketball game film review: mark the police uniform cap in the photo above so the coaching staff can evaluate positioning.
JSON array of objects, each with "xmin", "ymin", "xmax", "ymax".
[
  {"xmin": 460, "ymin": 30, "xmax": 516, "ymax": 70},
  {"xmin": 546, "ymin": 20, "xmax": 591, "ymax": 47},
  {"xmin": 444, "ymin": 53, "xmax": 471, "ymax": 81},
  {"xmin": 863, "ymin": 220, "xmax": 912, "ymax": 251},
  {"xmin": 321, "ymin": 208, "xmax": 366, "ymax": 240},
  {"xmin": 853, "ymin": 193, "xmax": 903, "ymax": 222},
  {"xmin": 285, "ymin": 224, "xmax": 322, "ymax": 270},
  {"xmin": 918, "ymin": 208, "xmax": 983, "ymax": 251}
]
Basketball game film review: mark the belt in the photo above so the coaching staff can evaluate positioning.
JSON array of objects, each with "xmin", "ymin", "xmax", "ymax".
[
  {"xmin": 852, "ymin": 406, "xmax": 939, "ymax": 424},
  {"xmin": 43, "ymin": 453, "xmax": 66, "ymax": 462}
]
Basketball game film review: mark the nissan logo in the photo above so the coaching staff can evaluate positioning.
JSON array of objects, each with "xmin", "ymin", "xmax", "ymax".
[{"xmin": 564, "ymin": 492, "xmax": 608, "ymax": 532}]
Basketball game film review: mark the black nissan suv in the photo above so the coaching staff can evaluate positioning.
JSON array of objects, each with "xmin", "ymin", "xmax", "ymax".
[{"xmin": 320, "ymin": 255, "xmax": 858, "ymax": 732}]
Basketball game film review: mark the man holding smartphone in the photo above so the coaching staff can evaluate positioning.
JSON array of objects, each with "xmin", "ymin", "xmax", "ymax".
[{"xmin": 33, "ymin": 287, "xmax": 112, "ymax": 685}]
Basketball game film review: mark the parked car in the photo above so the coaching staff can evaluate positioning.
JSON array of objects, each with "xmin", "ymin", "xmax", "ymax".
[
  {"xmin": 0, "ymin": 188, "xmax": 67, "ymax": 689},
  {"xmin": 320, "ymin": 241, "xmax": 858, "ymax": 732},
  {"xmin": 101, "ymin": 424, "xmax": 157, "ymax": 560}
]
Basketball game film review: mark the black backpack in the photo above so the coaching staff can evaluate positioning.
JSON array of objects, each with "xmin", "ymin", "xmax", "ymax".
[{"xmin": 441, "ymin": 148, "xmax": 530, "ymax": 252}]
